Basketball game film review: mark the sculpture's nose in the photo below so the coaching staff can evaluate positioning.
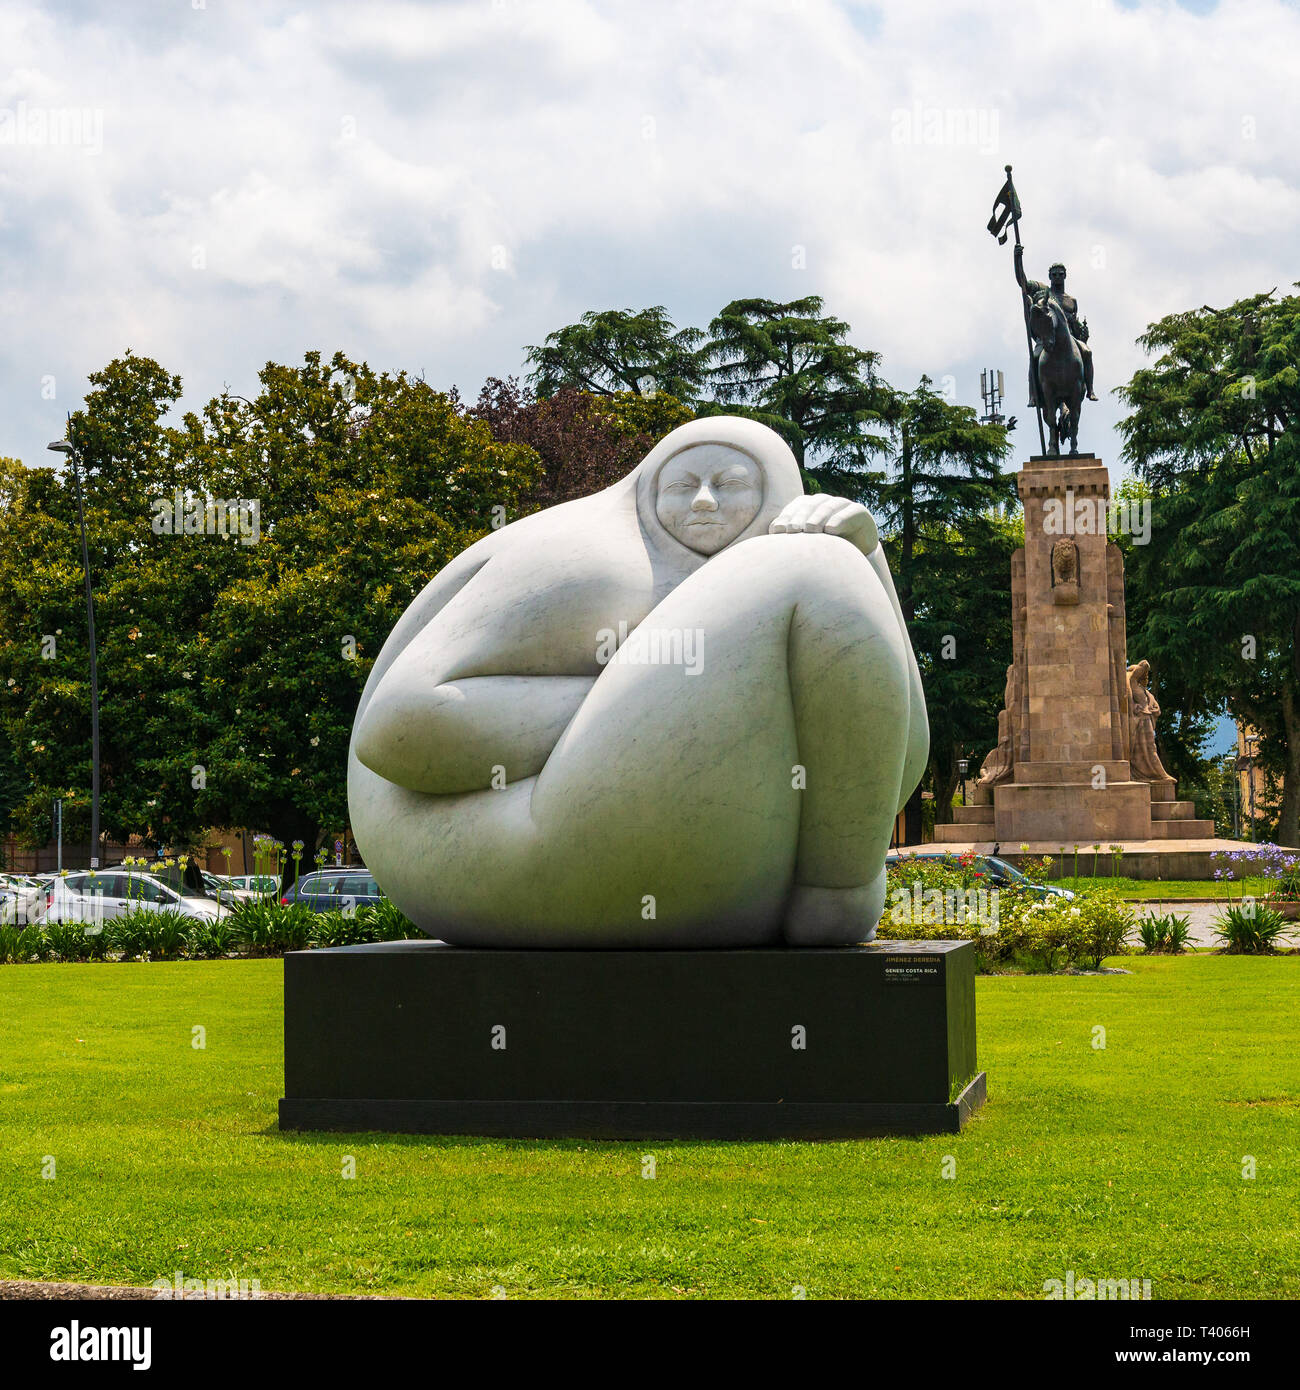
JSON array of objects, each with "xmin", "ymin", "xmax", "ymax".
[{"xmin": 691, "ymin": 485, "xmax": 719, "ymax": 511}]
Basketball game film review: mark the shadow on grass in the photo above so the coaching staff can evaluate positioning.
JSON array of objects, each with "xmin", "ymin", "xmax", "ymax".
[{"xmin": 257, "ymin": 1123, "xmax": 941, "ymax": 1152}]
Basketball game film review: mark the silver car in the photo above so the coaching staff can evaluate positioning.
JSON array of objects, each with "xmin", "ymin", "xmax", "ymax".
[
  {"xmin": 201, "ymin": 871, "xmax": 259, "ymax": 906},
  {"xmin": 0, "ymin": 873, "xmax": 46, "ymax": 925},
  {"xmin": 221, "ymin": 873, "xmax": 279, "ymax": 896},
  {"xmin": 43, "ymin": 870, "xmax": 221, "ymax": 926}
]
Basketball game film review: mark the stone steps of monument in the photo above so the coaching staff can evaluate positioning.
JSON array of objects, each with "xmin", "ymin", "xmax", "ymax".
[
  {"xmin": 952, "ymin": 805, "xmax": 996, "ymax": 826},
  {"xmin": 1151, "ymin": 800, "xmax": 1197, "ymax": 820},
  {"xmin": 1148, "ymin": 818, "xmax": 1217, "ymax": 839},
  {"xmin": 1149, "ymin": 782, "xmax": 1177, "ymax": 802},
  {"xmin": 932, "ymin": 824, "xmax": 976, "ymax": 844}
]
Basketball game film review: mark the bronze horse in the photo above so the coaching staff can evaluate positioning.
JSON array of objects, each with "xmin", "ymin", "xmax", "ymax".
[{"xmin": 1029, "ymin": 294, "xmax": 1085, "ymax": 456}]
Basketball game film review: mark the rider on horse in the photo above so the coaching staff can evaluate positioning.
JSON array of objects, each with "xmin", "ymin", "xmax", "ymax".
[{"xmin": 1015, "ymin": 244, "xmax": 1098, "ymax": 408}]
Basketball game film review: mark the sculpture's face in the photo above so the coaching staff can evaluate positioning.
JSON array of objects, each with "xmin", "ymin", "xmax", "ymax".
[
  {"xmin": 654, "ymin": 445, "xmax": 763, "ymax": 555},
  {"xmin": 1050, "ymin": 266, "xmax": 1066, "ymax": 292}
]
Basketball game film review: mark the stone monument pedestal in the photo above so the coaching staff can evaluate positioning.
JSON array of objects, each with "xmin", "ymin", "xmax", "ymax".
[
  {"xmin": 936, "ymin": 452, "xmax": 1213, "ymax": 845},
  {"xmin": 279, "ymin": 940, "xmax": 985, "ymax": 1140}
]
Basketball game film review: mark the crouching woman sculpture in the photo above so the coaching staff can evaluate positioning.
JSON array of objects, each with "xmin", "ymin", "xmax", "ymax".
[{"xmin": 348, "ymin": 417, "xmax": 929, "ymax": 947}]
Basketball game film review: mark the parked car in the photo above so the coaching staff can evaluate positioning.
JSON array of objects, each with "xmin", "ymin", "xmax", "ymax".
[
  {"xmin": 220, "ymin": 874, "xmax": 279, "ymax": 896},
  {"xmin": 200, "ymin": 870, "xmax": 259, "ymax": 907},
  {"xmin": 0, "ymin": 873, "xmax": 46, "ymax": 924},
  {"xmin": 885, "ymin": 851, "xmax": 1075, "ymax": 900},
  {"xmin": 281, "ymin": 868, "xmax": 383, "ymax": 912},
  {"xmin": 43, "ymin": 869, "xmax": 222, "ymax": 926}
]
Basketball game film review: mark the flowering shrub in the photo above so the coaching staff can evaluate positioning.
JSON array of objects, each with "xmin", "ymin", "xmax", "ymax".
[
  {"xmin": 1212, "ymin": 843, "xmax": 1300, "ymax": 903},
  {"xmin": 881, "ymin": 858, "xmax": 1133, "ymax": 972},
  {"xmin": 1071, "ymin": 892, "xmax": 1136, "ymax": 969}
]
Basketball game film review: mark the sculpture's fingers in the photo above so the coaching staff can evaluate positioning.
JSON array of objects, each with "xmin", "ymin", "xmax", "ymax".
[
  {"xmin": 801, "ymin": 497, "xmax": 843, "ymax": 532},
  {"xmin": 825, "ymin": 503, "xmax": 878, "ymax": 552},
  {"xmin": 790, "ymin": 495, "xmax": 830, "ymax": 532},
  {"xmin": 769, "ymin": 497, "xmax": 813, "ymax": 533}
]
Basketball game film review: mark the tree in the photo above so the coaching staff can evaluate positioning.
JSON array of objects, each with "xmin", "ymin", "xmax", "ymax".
[
  {"xmin": 525, "ymin": 307, "xmax": 705, "ymax": 401},
  {"xmin": 1116, "ymin": 288, "xmax": 1300, "ymax": 843},
  {"xmin": 701, "ymin": 296, "xmax": 889, "ymax": 485},
  {"xmin": 1108, "ymin": 476, "xmax": 1220, "ymax": 803},
  {"xmin": 463, "ymin": 377, "xmax": 692, "ymax": 507},
  {"xmin": 190, "ymin": 354, "xmax": 541, "ymax": 859},
  {"xmin": 865, "ymin": 379, "xmax": 1016, "ymax": 838},
  {"xmin": 901, "ymin": 514, "xmax": 1022, "ymax": 829},
  {"xmin": 0, "ymin": 705, "xmax": 23, "ymax": 858},
  {"xmin": 0, "ymin": 351, "xmax": 541, "ymax": 864},
  {"xmin": 0, "ymin": 357, "xmax": 225, "ymax": 853}
]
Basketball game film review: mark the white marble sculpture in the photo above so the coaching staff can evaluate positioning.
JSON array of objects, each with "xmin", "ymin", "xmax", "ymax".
[{"xmin": 349, "ymin": 416, "xmax": 928, "ymax": 947}]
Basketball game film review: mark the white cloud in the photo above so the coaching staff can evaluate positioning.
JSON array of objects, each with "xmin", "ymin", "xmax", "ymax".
[{"xmin": 0, "ymin": 0, "xmax": 1296, "ymax": 477}]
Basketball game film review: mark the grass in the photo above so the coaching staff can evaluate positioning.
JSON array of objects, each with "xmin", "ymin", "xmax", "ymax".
[
  {"xmin": 1052, "ymin": 875, "xmax": 1277, "ymax": 901},
  {"xmin": 0, "ymin": 958, "xmax": 1296, "ymax": 1299}
]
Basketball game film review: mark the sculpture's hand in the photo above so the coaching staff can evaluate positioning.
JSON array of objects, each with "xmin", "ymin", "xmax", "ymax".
[{"xmin": 769, "ymin": 495, "xmax": 878, "ymax": 555}]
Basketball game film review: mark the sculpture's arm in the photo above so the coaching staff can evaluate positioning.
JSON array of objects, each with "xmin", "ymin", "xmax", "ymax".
[
  {"xmin": 355, "ymin": 523, "xmax": 613, "ymax": 793},
  {"xmin": 355, "ymin": 535, "xmax": 500, "ymax": 723},
  {"xmin": 355, "ymin": 666, "xmax": 596, "ymax": 794}
]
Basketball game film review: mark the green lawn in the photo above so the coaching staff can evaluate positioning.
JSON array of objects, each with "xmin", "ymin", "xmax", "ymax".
[
  {"xmin": 1053, "ymin": 876, "xmax": 1273, "ymax": 901},
  {"xmin": 0, "ymin": 957, "xmax": 1296, "ymax": 1299}
]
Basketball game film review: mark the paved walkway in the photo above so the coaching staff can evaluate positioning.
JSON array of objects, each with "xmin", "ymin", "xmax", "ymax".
[{"xmin": 1127, "ymin": 900, "xmax": 1224, "ymax": 949}]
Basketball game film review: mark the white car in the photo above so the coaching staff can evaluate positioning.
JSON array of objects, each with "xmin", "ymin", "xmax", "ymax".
[
  {"xmin": 220, "ymin": 873, "xmax": 279, "ymax": 896},
  {"xmin": 1, "ymin": 873, "xmax": 49, "ymax": 924},
  {"xmin": 43, "ymin": 870, "xmax": 221, "ymax": 926},
  {"xmin": 201, "ymin": 871, "xmax": 259, "ymax": 906}
]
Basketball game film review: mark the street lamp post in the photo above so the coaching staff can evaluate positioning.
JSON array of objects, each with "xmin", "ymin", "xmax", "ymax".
[
  {"xmin": 1245, "ymin": 736, "xmax": 1258, "ymax": 842},
  {"xmin": 47, "ymin": 428, "xmax": 101, "ymax": 870}
]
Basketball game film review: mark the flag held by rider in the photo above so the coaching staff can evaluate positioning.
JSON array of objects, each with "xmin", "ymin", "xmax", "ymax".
[{"xmin": 987, "ymin": 175, "xmax": 1021, "ymax": 243}]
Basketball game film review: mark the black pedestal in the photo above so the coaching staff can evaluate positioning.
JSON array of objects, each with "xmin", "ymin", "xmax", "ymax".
[{"xmin": 279, "ymin": 940, "xmax": 985, "ymax": 1140}]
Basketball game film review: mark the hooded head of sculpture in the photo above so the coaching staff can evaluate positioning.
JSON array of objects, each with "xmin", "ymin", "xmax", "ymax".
[{"xmin": 631, "ymin": 416, "xmax": 804, "ymax": 566}]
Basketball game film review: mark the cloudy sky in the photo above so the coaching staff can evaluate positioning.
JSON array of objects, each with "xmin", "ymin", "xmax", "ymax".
[{"xmin": 1, "ymin": 0, "xmax": 1297, "ymax": 484}]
